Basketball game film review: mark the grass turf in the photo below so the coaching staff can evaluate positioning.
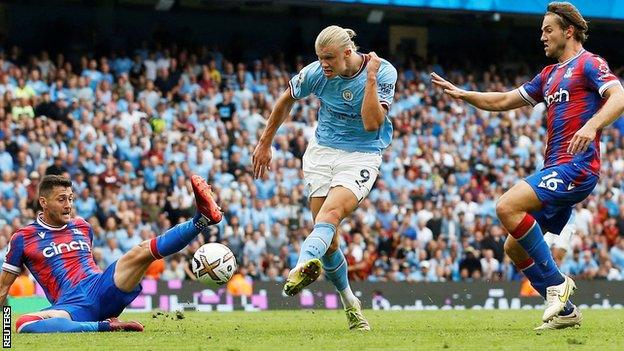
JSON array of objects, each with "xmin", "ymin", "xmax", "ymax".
[{"xmin": 11, "ymin": 309, "xmax": 624, "ymax": 350}]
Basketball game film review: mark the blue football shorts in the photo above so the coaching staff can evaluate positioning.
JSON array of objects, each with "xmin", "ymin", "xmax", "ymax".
[
  {"xmin": 42, "ymin": 261, "xmax": 142, "ymax": 321},
  {"xmin": 524, "ymin": 162, "xmax": 598, "ymax": 235}
]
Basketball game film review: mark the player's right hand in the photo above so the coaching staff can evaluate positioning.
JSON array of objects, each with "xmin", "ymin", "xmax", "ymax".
[
  {"xmin": 252, "ymin": 142, "xmax": 272, "ymax": 179},
  {"xmin": 367, "ymin": 52, "xmax": 381, "ymax": 74},
  {"xmin": 430, "ymin": 72, "xmax": 465, "ymax": 100}
]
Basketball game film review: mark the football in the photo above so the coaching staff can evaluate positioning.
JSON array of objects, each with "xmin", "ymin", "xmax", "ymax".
[{"xmin": 191, "ymin": 243, "xmax": 237, "ymax": 288}]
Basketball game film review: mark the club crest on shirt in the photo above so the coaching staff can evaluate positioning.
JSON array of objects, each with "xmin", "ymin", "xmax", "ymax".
[{"xmin": 342, "ymin": 89, "xmax": 353, "ymax": 101}]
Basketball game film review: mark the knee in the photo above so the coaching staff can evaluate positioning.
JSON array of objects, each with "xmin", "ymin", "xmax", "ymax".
[
  {"xmin": 316, "ymin": 208, "xmax": 343, "ymax": 225},
  {"xmin": 495, "ymin": 199, "xmax": 514, "ymax": 220},
  {"xmin": 16, "ymin": 315, "xmax": 44, "ymax": 333}
]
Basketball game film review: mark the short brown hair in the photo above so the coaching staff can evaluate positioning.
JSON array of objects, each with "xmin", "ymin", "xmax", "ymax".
[
  {"xmin": 547, "ymin": 2, "xmax": 588, "ymax": 43},
  {"xmin": 38, "ymin": 174, "xmax": 73, "ymax": 198}
]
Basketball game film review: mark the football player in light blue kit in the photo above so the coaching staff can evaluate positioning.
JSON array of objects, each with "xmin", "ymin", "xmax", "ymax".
[{"xmin": 253, "ymin": 25, "xmax": 397, "ymax": 331}]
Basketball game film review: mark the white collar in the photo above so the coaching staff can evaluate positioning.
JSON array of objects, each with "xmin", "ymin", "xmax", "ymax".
[
  {"xmin": 37, "ymin": 213, "xmax": 68, "ymax": 231},
  {"xmin": 558, "ymin": 49, "xmax": 585, "ymax": 68}
]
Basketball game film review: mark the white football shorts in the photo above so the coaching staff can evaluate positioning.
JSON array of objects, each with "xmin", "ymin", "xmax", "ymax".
[
  {"xmin": 302, "ymin": 137, "xmax": 381, "ymax": 202},
  {"xmin": 544, "ymin": 221, "xmax": 576, "ymax": 252}
]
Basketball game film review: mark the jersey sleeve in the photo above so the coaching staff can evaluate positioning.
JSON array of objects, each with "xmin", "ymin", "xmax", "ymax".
[
  {"xmin": 377, "ymin": 61, "xmax": 398, "ymax": 110},
  {"xmin": 518, "ymin": 72, "xmax": 545, "ymax": 107},
  {"xmin": 584, "ymin": 55, "xmax": 622, "ymax": 97},
  {"xmin": 2, "ymin": 232, "xmax": 24, "ymax": 275},
  {"xmin": 288, "ymin": 62, "xmax": 322, "ymax": 100}
]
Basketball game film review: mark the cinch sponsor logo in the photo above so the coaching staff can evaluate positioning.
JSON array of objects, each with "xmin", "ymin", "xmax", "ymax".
[
  {"xmin": 42, "ymin": 240, "xmax": 91, "ymax": 258},
  {"xmin": 545, "ymin": 88, "xmax": 570, "ymax": 106}
]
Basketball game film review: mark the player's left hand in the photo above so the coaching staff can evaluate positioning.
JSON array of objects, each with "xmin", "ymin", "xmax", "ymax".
[
  {"xmin": 367, "ymin": 52, "xmax": 381, "ymax": 74},
  {"xmin": 567, "ymin": 123, "xmax": 597, "ymax": 154}
]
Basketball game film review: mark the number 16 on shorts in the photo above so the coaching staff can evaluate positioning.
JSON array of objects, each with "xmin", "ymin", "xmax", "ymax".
[{"xmin": 538, "ymin": 171, "xmax": 563, "ymax": 191}]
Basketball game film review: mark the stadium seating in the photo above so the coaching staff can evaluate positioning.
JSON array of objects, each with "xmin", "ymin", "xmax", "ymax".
[{"xmin": 0, "ymin": 46, "xmax": 623, "ymax": 291}]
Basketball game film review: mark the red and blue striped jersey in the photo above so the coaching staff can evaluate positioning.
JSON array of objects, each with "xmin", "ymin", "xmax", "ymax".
[
  {"xmin": 518, "ymin": 49, "xmax": 621, "ymax": 175},
  {"xmin": 2, "ymin": 215, "xmax": 101, "ymax": 304}
]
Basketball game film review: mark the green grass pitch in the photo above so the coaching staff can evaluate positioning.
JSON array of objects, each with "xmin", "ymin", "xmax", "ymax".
[{"xmin": 11, "ymin": 309, "xmax": 624, "ymax": 350}]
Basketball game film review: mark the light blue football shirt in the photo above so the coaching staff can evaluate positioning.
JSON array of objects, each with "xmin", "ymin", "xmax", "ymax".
[{"xmin": 288, "ymin": 54, "xmax": 398, "ymax": 154}]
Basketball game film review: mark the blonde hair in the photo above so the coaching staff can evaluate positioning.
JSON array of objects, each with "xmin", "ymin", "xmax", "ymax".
[{"xmin": 315, "ymin": 25, "xmax": 358, "ymax": 52}]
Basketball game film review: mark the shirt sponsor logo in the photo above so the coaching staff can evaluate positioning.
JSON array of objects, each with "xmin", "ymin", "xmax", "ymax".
[
  {"xmin": 545, "ymin": 88, "xmax": 570, "ymax": 107},
  {"xmin": 326, "ymin": 106, "xmax": 360, "ymax": 121},
  {"xmin": 42, "ymin": 240, "xmax": 91, "ymax": 258}
]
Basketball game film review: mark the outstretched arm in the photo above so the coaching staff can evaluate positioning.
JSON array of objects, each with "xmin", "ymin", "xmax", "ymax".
[
  {"xmin": 252, "ymin": 88, "xmax": 296, "ymax": 178},
  {"xmin": 0, "ymin": 270, "xmax": 18, "ymax": 307},
  {"xmin": 431, "ymin": 72, "xmax": 528, "ymax": 111},
  {"xmin": 568, "ymin": 84, "xmax": 624, "ymax": 154}
]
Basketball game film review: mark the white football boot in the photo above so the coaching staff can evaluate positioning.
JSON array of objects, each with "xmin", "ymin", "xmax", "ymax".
[
  {"xmin": 535, "ymin": 306, "xmax": 583, "ymax": 331},
  {"xmin": 542, "ymin": 275, "xmax": 577, "ymax": 322}
]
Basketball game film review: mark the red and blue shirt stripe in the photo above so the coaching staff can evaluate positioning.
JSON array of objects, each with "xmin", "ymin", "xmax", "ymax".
[
  {"xmin": 518, "ymin": 49, "xmax": 621, "ymax": 176},
  {"xmin": 2, "ymin": 216, "xmax": 101, "ymax": 304}
]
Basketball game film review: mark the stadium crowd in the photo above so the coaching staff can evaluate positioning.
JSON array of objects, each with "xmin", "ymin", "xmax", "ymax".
[{"xmin": 1, "ymin": 43, "xmax": 624, "ymax": 295}]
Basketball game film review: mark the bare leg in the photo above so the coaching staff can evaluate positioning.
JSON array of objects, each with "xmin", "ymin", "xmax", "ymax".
[
  {"xmin": 315, "ymin": 186, "xmax": 359, "ymax": 227},
  {"xmin": 114, "ymin": 240, "xmax": 155, "ymax": 292},
  {"xmin": 496, "ymin": 181, "xmax": 542, "ymax": 234}
]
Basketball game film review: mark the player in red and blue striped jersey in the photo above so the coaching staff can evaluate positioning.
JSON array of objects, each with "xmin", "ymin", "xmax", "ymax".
[
  {"xmin": 0, "ymin": 174, "xmax": 222, "ymax": 333},
  {"xmin": 432, "ymin": 2, "xmax": 624, "ymax": 330}
]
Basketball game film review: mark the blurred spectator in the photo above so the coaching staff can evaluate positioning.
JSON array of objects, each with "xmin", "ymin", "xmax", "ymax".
[
  {"xmin": 480, "ymin": 249, "xmax": 500, "ymax": 281},
  {"xmin": 161, "ymin": 254, "xmax": 187, "ymax": 281},
  {"xmin": 610, "ymin": 238, "xmax": 624, "ymax": 270},
  {"xmin": 578, "ymin": 250, "xmax": 599, "ymax": 280},
  {"xmin": 459, "ymin": 247, "xmax": 482, "ymax": 281},
  {"xmin": 102, "ymin": 238, "xmax": 123, "ymax": 267},
  {"xmin": 243, "ymin": 231, "xmax": 266, "ymax": 266}
]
